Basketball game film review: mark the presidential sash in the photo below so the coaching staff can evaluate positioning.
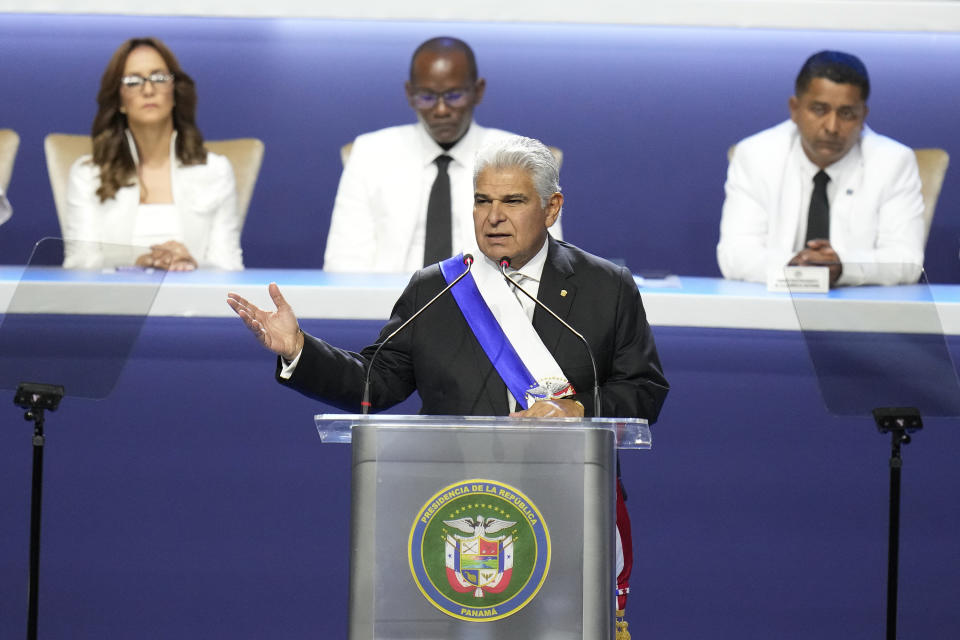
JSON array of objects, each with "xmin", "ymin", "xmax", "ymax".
[{"xmin": 440, "ymin": 254, "xmax": 574, "ymax": 409}]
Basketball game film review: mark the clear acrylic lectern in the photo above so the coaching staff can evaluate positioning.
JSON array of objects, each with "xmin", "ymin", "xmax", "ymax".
[
  {"xmin": 785, "ymin": 264, "xmax": 960, "ymax": 640},
  {"xmin": 314, "ymin": 414, "xmax": 650, "ymax": 640}
]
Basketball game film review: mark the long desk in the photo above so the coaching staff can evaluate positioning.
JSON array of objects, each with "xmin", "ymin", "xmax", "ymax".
[
  {"xmin": 1, "ymin": 268, "xmax": 959, "ymax": 639},
  {"xmin": 4, "ymin": 266, "xmax": 960, "ymax": 332}
]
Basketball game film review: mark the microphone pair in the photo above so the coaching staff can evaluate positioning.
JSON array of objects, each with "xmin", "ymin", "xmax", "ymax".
[
  {"xmin": 361, "ymin": 253, "xmax": 601, "ymax": 417},
  {"xmin": 361, "ymin": 254, "xmax": 474, "ymax": 414},
  {"xmin": 499, "ymin": 257, "xmax": 601, "ymax": 416}
]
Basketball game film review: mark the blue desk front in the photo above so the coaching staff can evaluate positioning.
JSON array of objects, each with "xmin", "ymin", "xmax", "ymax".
[{"xmin": 1, "ymin": 269, "xmax": 958, "ymax": 638}]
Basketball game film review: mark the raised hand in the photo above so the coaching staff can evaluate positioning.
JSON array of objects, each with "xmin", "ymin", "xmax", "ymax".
[{"xmin": 226, "ymin": 282, "xmax": 304, "ymax": 360}]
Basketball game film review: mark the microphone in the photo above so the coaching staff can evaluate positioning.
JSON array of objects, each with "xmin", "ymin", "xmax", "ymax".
[
  {"xmin": 360, "ymin": 254, "xmax": 474, "ymax": 414},
  {"xmin": 499, "ymin": 256, "xmax": 602, "ymax": 416}
]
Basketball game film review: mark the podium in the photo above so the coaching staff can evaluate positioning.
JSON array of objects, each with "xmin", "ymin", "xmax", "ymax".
[{"xmin": 315, "ymin": 414, "xmax": 651, "ymax": 640}]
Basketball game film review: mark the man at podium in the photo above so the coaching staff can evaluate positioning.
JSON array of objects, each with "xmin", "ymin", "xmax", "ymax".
[{"xmin": 228, "ymin": 135, "xmax": 669, "ymax": 617}]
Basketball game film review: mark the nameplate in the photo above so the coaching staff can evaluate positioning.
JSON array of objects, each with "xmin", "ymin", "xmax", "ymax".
[{"xmin": 766, "ymin": 266, "xmax": 829, "ymax": 293}]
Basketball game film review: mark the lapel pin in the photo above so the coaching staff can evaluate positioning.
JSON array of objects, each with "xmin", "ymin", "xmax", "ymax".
[{"xmin": 560, "ymin": 289, "xmax": 568, "ymax": 297}]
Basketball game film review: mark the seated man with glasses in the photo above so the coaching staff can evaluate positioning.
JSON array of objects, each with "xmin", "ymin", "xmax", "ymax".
[{"xmin": 323, "ymin": 36, "xmax": 562, "ymax": 272}]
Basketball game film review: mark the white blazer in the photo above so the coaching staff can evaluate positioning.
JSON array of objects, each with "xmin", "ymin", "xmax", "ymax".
[
  {"xmin": 62, "ymin": 130, "xmax": 243, "ymax": 270},
  {"xmin": 323, "ymin": 121, "xmax": 562, "ymax": 273},
  {"xmin": 717, "ymin": 120, "xmax": 924, "ymax": 286}
]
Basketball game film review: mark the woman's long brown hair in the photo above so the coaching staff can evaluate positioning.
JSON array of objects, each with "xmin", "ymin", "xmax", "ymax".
[{"xmin": 91, "ymin": 37, "xmax": 207, "ymax": 202}]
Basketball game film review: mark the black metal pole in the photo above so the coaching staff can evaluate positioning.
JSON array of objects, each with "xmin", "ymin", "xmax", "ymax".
[
  {"xmin": 13, "ymin": 383, "xmax": 63, "ymax": 640},
  {"xmin": 26, "ymin": 408, "xmax": 45, "ymax": 640},
  {"xmin": 871, "ymin": 408, "xmax": 921, "ymax": 640},
  {"xmin": 886, "ymin": 430, "xmax": 907, "ymax": 640}
]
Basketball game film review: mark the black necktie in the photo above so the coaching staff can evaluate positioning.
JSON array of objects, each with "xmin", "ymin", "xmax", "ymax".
[
  {"xmin": 805, "ymin": 170, "xmax": 831, "ymax": 242},
  {"xmin": 423, "ymin": 155, "xmax": 453, "ymax": 266}
]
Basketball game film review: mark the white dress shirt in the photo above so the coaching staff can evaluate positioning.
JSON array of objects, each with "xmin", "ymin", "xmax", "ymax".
[
  {"xmin": 498, "ymin": 240, "xmax": 549, "ymax": 410},
  {"xmin": 323, "ymin": 121, "xmax": 563, "ymax": 273},
  {"xmin": 499, "ymin": 239, "xmax": 548, "ymax": 321},
  {"xmin": 789, "ymin": 139, "xmax": 861, "ymax": 252}
]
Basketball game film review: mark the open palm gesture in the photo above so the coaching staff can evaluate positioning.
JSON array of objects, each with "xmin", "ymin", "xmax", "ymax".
[{"xmin": 227, "ymin": 283, "xmax": 303, "ymax": 360}]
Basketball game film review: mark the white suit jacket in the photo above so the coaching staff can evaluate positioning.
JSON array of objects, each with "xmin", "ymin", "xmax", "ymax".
[
  {"xmin": 717, "ymin": 120, "xmax": 924, "ymax": 286},
  {"xmin": 323, "ymin": 121, "xmax": 563, "ymax": 273},
  {"xmin": 62, "ymin": 131, "xmax": 243, "ymax": 270}
]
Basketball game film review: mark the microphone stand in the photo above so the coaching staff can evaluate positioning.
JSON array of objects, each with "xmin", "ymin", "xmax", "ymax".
[
  {"xmin": 499, "ymin": 258, "xmax": 602, "ymax": 416},
  {"xmin": 360, "ymin": 255, "xmax": 474, "ymax": 414},
  {"xmin": 873, "ymin": 407, "xmax": 922, "ymax": 640},
  {"xmin": 14, "ymin": 382, "xmax": 65, "ymax": 640}
]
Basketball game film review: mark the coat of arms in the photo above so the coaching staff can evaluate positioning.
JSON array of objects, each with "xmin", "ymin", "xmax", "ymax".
[
  {"xmin": 408, "ymin": 479, "xmax": 551, "ymax": 622},
  {"xmin": 443, "ymin": 515, "xmax": 516, "ymax": 597}
]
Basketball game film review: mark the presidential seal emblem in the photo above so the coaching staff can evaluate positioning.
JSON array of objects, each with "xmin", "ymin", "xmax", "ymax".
[
  {"xmin": 524, "ymin": 376, "xmax": 575, "ymax": 406},
  {"xmin": 408, "ymin": 479, "xmax": 550, "ymax": 621}
]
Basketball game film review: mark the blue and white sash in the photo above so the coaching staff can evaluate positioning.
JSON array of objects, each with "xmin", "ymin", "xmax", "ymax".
[{"xmin": 440, "ymin": 254, "xmax": 574, "ymax": 409}]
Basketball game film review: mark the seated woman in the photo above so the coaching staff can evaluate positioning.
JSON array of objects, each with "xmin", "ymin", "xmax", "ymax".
[{"xmin": 63, "ymin": 37, "xmax": 243, "ymax": 270}]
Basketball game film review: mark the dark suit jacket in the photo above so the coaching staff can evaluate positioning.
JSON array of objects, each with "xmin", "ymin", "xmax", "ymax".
[{"xmin": 281, "ymin": 238, "xmax": 669, "ymax": 421}]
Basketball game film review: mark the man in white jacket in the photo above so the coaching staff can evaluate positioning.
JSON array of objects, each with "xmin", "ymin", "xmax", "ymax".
[
  {"xmin": 717, "ymin": 50, "xmax": 924, "ymax": 287},
  {"xmin": 323, "ymin": 36, "xmax": 561, "ymax": 273}
]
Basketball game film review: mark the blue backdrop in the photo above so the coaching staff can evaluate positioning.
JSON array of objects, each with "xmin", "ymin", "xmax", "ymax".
[
  {"xmin": 1, "ymin": 14, "xmax": 958, "ymax": 280},
  {"xmin": 2, "ymin": 318, "xmax": 959, "ymax": 638},
  {"xmin": 2, "ymin": 14, "xmax": 960, "ymax": 638}
]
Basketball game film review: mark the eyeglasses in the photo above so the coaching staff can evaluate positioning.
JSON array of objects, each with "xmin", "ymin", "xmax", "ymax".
[
  {"xmin": 120, "ymin": 72, "xmax": 175, "ymax": 91},
  {"xmin": 410, "ymin": 88, "xmax": 472, "ymax": 110}
]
